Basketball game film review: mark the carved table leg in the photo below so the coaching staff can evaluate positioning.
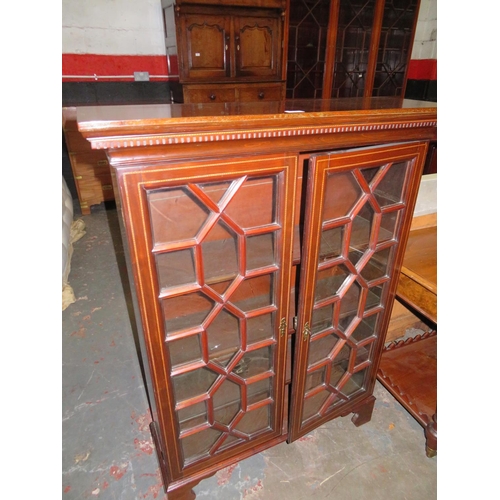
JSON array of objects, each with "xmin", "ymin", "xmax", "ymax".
[
  {"xmin": 425, "ymin": 413, "xmax": 437, "ymax": 458},
  {"xmin": 350, "ymin": 395, "xmax": 376, "ymax": 427}
]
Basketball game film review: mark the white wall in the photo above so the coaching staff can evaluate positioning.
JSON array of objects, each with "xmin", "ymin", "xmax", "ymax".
[
  {"xmin": 411, "ymin": 0, "xmax": 437, "ymax": 59},
  {"xmin": 62, "ymin": 0, "xmax": 166, "ymax": 55}
]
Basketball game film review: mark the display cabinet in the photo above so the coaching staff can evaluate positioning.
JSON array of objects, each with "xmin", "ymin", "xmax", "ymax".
[
  {"xmin": 172, "ymin": 0, "xmax": 289, "ymax": 103},
  {"xmin": 77, "ymin": 97, "xmax": 437, "ymax": 499},
  {"xmin": 286, "ymin": 0, "xmax": 421, "ymax": 99}
]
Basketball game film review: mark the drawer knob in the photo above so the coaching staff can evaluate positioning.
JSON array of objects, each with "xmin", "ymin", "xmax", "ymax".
[
  {"xmin": 258, "ymin": 92, "xmax": 265, "ymax": 99},
  {"xmin": 209, "ymin": 94, "xmax": 216, "ymax": 100}
]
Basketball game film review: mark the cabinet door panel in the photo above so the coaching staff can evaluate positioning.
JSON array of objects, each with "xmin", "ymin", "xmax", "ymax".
[
  {"xmin": 179, "ymin": 14, "xmax": 230, "ymax": 80},
  {"xmin": 289, "ymin": 141, "xmax": 428, "ymax": 441},
  {"xmin": 116, "ymin": 154, "xmax": 297, "ymax": 479},
  {"xmin": 234, "ymin": 15, "xmax": 281, "ymax": 78}
]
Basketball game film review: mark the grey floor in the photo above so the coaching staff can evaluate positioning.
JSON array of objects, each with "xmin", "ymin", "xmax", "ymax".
[{"xmin": 62, "ymin": 202, "xmax": 437, "ymax": 500}]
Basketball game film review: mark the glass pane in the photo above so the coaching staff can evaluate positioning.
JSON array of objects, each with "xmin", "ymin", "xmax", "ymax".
[
  {"xmin": 308, "ymin": 333, "xmax": 340, "ymax": 367},
  {"xmin": 181, "ymin": 428, "xmax": 221, "ymax": 463},
  {"xmin": 366, "ymin": 283, "xmax": 386, "ymax": 310},
  {"xmin": 168, "ymin": 333, "xmax": 203, "ymax": 368},
  {"xmin": 213, "ymin": 379, "xmax": 241, "ymax": 426},
  {"xmin": 178, "ymin": 401, "xmax": 207, "ymax": 432},
  {"xmin": 202, "ymin": 220, "xmax": 239, "ymax": 283},
  {"xmin": 162, "ymin": 292, "xmax": 215, "ymax": 335},
  {"xmin": 351, "ymin": 314, "xmax": 379, "ymax": 343},
  {"xmin": 247, "ymin": 233, "xmax": 275, "ymax": 271},
  {"xmin": 156, "ymin": 248, "xmax": 196, "ymax": 290},
  {"xmin": 248, "ymin": 378, "xmax": 272, "ymax": 405},
  {"xmin": 206, "ymin": 309, "xmax": 241, "ymax": 367},
  {"xmin": 329, "ymin": 345, "xmax": 350, "ymax": 388},
  {"xmin": 148, "ymin": 187, "xmax": 209, "ymax": 245},
  {"xmin": 338, "ymin": 281, "xmax": 361, "ymax": 332},
  {"xmin": 305, "ymin": 367, "xmax": 326, "ymax": 392},
  {"xmin": 322, "ymin": 171, "xmax": 362, "ymax": 222},
  {"xmin": 247, "ymin": 312, "xmax": 275, "ymax": 344},
  {"xmin": 354, "ymin": 343, "xmax": 374, "ymax": 367},
  {"xmin": 234, "ymin": 405, "xmax": 270, "ymax": 435},
  {"xmin": 341, "ymin": 368, "xmax": 367, "ymax": 397},
  {"xmin": 350, "ymin": 202, "xmax": 374, "ymax": 258},
  {"xmin": 225, "ymin": 176, "xmax": 276, "ymax": 229},
  {"xmin": 319, "ymin": 226, "xmax": 344, "ymax": 263},
  {"xmin": 311, "ymin": 303, "xmax": 334, "ymax": 335},
  {"xmin": 315, "ymin": 264, "xmax": 350, "ymax": 302},
  {"xmin": 230, "ymin": 274, "xmax": 274, "ymax": 312},
  {"xmin": 302, "ymin": 390, "xmax": 329, "ymax": 421},
  {"xmin": 373, "ymin": 161, "xmax": 408, "ymax": 206},
  {"xmin": 378, "ymin": 210, "xmax": 400, "ymax": 243},
  {"xmin": 172, "ymin": 367, "xmax": 218, "ymax": 403},
  {"xmin": 360, "ymin": 247, "xmax": 393, "ymax": 282},
  {"xmin": 232, "ymin": 346, "xmax": 272, "ymax": 379},
  {"xmin": 198, "ymin": 180, "xmax": 233, "ymax": 206}
]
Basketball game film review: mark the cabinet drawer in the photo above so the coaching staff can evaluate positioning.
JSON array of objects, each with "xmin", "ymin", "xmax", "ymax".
[
  {"xmin": 237, "ymin": 84, "xmax": 284, "ymax": 101},
  {"xmin": 70, "ymin": 152, "xmax": 110, "ymax": 177},
  {"xmin": 76, "ymin": 174, "xmax": 115, "ymax": 202},
  {"xmin": 183, "ymin": 86, "xmax": 236, "ymax": 104}
]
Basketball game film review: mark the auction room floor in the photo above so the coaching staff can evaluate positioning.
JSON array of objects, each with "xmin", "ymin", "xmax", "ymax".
[{"xmin": 62, "ymin": 202, "xmax": 437, "ymax": 500}]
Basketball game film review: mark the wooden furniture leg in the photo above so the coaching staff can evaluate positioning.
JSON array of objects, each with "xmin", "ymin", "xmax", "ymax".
[
  {"xmin": 350, "ymin": 395, "xmax": 376, "ymax": 427},
  {"xmin": 425, "ymin": 413, "xmax": 437, "ymax": 458}
]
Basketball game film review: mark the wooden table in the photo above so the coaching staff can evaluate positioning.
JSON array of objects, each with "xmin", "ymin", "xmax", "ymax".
[{"xmin": 378, "ymin": 224, "xmax": 437, "ymax": 457}]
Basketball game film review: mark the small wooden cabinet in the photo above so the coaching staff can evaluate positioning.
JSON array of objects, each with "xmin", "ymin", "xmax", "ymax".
[
  {"xmin": 78, "ymin": 98, "xmax": 437, "ymax": 499},
  {"xmin": 173, "ymin": 0, "xmax": 288, "ymax": 103},
  {"xmin": 62, "ymin": 108, "xmax": 113, "ymax": 214}
]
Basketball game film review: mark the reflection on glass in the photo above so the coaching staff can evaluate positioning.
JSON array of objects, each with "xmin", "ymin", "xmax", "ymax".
[
  {"xmin": 202, "ymin": 220, "xmax": 239, "ymax": 283},
  {"xmin": 181, "ymin": 427, "xmax": 221, "ymax": 463},
  {"xmin": 360, "ymin": 247, "xmax": 392, "ymax": 282},
  {"xmin": 225, "ymin": 176, "xmax": 276, "ymax": 229},
  {"xmin": 156, "ymin": 248, "xmax": 196, "ymax": 290},
  {"xmin": 230, "ymin": 274, "xmax": 274, "ymax": 312},
  {"xmin": 322, "ymin": 171, "xmax": 362, "ymax": 222},
  {"xmin": 339, "ymin": 281, "xmax": 361, "ymax": 332},
  {"xmin": 350, "ymin": 203, "xmax": 374, "ymax": 258},
  {"xmin": 308, "ymin": 333, "xmax": 340, "ymax": 367},
  {"xmin": 247, "ymin": 312, "xmax": 275, "ymax": 344},
  {"xmin": 148, "ymin": 187, "xmax": 210, "ymax": 245},
  {"xmin": 311, "ymin": 303, "xmax": 334, "ymax": 335},
  {"xmin": 351, "ymin": 314, "xmax": 379, "ymax": 343},
  {"xmin": 320, "ymin": 226, "xmax": 344, "ymax": 262},
  {"xmin": 234, "ymin": 405, "xmax": 270, "ymax": 435},
  {"xmin": 247, "ymin": 233, "xmax": 275, "ymax": 270},
  {"xmin": 232, "ymin": 346, "xmax": 271, "ymax": 379},
  {"xmin": 315, "ymin": 264, "xmax": 350, "ymax": 302},
  {"xmin": 341, "ymin": 368, "xmax": 367, "ymax": 396},
  {"xmin": 168, "ymin": 333, "xmax": 203, "ymax": 368},
  {"xmin": 378, "ymin": 210, "xmax": 400, "ymax": 243},
  {"xmin": 163, "ymin": 292, "xmax": 215, "ymax": 335},
  {"xmin": 178, "ymin": 401, "xmax": 207, "ymax": 432},
  {"xmin": 373, "ymin": 161, "xmax": 408, "ymax": 207},
  {"xmin": 172, "ymin": 367, "xmax": 218, "ymax": 403},
  {"xmin": 206, "ymin": 309, "xmax": 240, "ymax": 366},
  {"xmin": 213, "ymin": 379, "xmax": 241, "ymax": 426}
]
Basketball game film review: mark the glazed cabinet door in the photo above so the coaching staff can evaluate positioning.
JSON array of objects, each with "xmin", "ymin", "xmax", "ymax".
[
  {"xmin": 115, "ymin": 153, "xmax": 297, "ymax": 482},
  {"xmin": 234, "ymin": 13, "xmax": 282, "ymax": 79},
  {"xmin": 177, "ymin": 12, "xmax": 231, "ymax": 81},
  {"xmin": 288, "ymin": 141, "xmax": 428, "ymax": 441}
]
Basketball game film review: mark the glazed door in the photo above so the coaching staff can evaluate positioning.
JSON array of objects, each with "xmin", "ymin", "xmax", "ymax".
[
  {"xmin": 234, "ymin": 14, "xmax": 281, "ymax": 79},
  {"xmin": 178, "ymin": 12, "xmax": 231, "ymax": 81},
  {"xmin": 117, "ymin": 154, "xmax": 297, "ymax": 480},
  {"xmin": 288, "ymin": 141, "xmax": 428, "ymax": 441}
]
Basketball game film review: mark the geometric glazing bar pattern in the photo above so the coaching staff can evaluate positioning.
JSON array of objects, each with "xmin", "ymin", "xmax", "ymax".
[
  {"xmin": 301, "ymin": 159, "xmax": 411, "ymax": 427},
  {"xmin": 286, "ymin": 0, "xmax": 331, "ymax": 99},
  {"xmin": 331, "ymin": 0, "xmax": 376, "ymax": 98},
  {"xmin": 372, "ymin": 0, "xmax": 419, "ymax": 96},
  {"xmin": 147, "ymin": 174, "xmax": 281, "ymax": 467}
]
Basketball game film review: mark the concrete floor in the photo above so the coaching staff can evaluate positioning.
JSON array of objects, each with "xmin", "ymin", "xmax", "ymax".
[{"xmin": 62, "ymin": 202, "xmax": 437, "ymax": 500}]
